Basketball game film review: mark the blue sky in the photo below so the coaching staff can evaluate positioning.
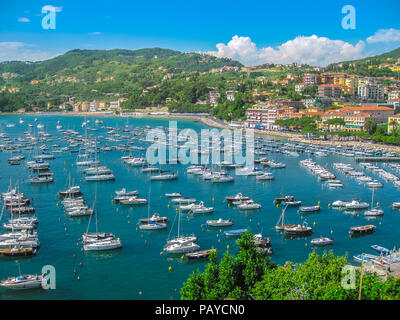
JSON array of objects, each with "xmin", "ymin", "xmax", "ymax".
[{"xmin": 0, "ymin": 0, "xmax": 400, "ymax": 66}]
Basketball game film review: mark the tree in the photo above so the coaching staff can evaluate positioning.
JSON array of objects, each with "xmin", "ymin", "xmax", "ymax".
[{"xmin": 365, "ymin": 119, "xmax": 377, "ymax": 135}]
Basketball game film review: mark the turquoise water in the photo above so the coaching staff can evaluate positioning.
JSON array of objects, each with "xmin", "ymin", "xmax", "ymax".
[{"xmin": 0, "ymin": 114, "xmax": 400, "ymax": 300}]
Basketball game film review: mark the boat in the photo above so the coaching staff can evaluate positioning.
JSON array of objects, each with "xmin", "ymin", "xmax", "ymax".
[
  {"xmin": 284, "ymin": 222, "xmax": 313, "ymax": 236},
  {"xmin": 119, "ymin": 197, "xmax": 147, "ymax": 205},
  {"xmin": 0, "ymin": 274, "xmax": 43, "ymax": 290},
  {"xmin": 274, "ymin": 195, "xmax": 295, "ymax": 204},
  {"xmin": 170, "ymin": 197, "xmax": 196, "ymax": 204},
  {"xmin": 345, "ymin": 200, "xmax": 369, "ymax": 210},
  {"xmin": 59, "ymin": 186, "xmax": 81, "ymax": 197},
  {"xmin": 282, "ymin": 200, "xmax": 302, "ymax": 207},
  {"xmin": 186, "ymin": 249, "xmax": 216, "ymax": 260},
  {"xmin": 164, "ymin": 206, "xmax": 199, "ymax": 254},
  {"xmin": 371, "ymin": 245, "xmax": 390, "ymax": 255},
  {"xmin": 30, "ymin": 175, "xmax": 53, "ymax": 184},
  {"xmin": 224, "ymin": 229, "xmax": 247, "ymax": 237},
  {"xmin": 225, "ymin": 193, "xmax": 250, "ymax": 202},
  {"xmin": 82, "ymin": 188, "xmax": 121, "ymax": 251},
  {"xmin": 391, "ymin": 202, "xmax": 400, "ymax": 209},
  {"xmin": 139, "ymin": 187, "xmax": 167, "ymax": 230},
  {"xmin": 298, "ymin": 205, "xmax": 320, "ymax": 213},
  {"xmin": 350, "ymin": 225, "xmax": 375, "ymax": 237},
  {"xmin": 256, "ymin": 173, "xmax": 275, "ymax": 181},
  {"xmin": 0, "ymin": 246, "xmax": 36, "ymax": 257},
  {"xmin": 206, "ymin": 218, "xmax": 234, "ymax": 227},
  {"xmin": 85, "ymin": 173, "xmax": 115, "ymax": 181},
  {"xmin": 83, "ymin": 239, "xmax": 122, "ymax": 251},
  {"xmin": 252, "ymin": 233, "xmax": 274, "ymax": 255},
  {"xmin": 189, "ymin": 202, "xmax": 214, "ymax": 214},
  {"xmin": 237, "ymin": 200, "xmax": 262, "ymax": 210},
  {"xmin": 275, "ymin": 204, "xmax": 296, "ymax": 231},
  {"xmin": 364, "ymin": 188, "xmax": 384, "ymax": 217},
  {"xmin": 353, "ymin": 254, "xmax": 372, "ymax": 263},
  {"xmin": 150, "ymin": 173, "xmax": 178, "ymax": 181},
  {"xmin": 115, "ymin": 188, "xmax": 138, "ymax": 197},
  {"xmin": 165, "ymin": 192, "xmax": 182, "ymax": 198},
  {"xmin": 310, "ymin": 236, "xmax": 333, "ymax": 246},
  {"xmin": 139, "ymin": 213, "xmax": 168, "ymax": 224}
]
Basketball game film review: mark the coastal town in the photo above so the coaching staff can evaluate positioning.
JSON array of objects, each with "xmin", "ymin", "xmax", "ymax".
[{"xmin": 4, "ymin": 55, "xmax": 400, "ymax": 139}]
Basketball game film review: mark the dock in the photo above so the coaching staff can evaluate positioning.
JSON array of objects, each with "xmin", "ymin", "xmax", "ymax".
[
  {"xmin": 355, "ymin": 157, "xmax": 400, "ymax": 163},
  {"xmin": 363, "ymin": 261, "xmax": 400, "ymax": 280}
]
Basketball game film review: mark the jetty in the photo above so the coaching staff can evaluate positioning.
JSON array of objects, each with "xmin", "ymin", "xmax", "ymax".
[{"xmin": 355, "ymin": 157, "xmax": 400, "ymax": 163}]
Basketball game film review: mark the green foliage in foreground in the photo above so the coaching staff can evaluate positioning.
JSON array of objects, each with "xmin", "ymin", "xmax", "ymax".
[{"xmin": 180, "ymin": 232, "xmax": 400, "ymax": 300}]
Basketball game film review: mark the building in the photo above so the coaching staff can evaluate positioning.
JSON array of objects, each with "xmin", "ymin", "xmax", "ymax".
[
  {"xmin": 226, "ymin": 90, "xmax": 237, "ymax": 101},
  {"xmin": 358, "ymin": 82, "xmax": 384, "ymax": 101},
  {"xmin": 317, "ymin": 85, "xmax": 342, "ymax": 99},
  {"xmin": 303, "ymin": 73, "xmax": 321, "ymax": 85},
  {"xmin": 388, "ymin": 115, "xmax": 400, "ymax": 134},
  {"xmin": 245, "ymin": 103, "xmax": 285, "ymax": 130},
  {"xmin": 334, "ymin": 106, "xmax": 394, "ymax": 124},
  {"xmin": 295, "ymin": 83, "xmax": 310, "ymax": 92}
]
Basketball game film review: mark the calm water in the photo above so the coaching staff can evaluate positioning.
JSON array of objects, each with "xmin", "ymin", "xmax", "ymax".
[{"xmin": 0, "ymin": 114, "xmax": 400, "ymax": 300}]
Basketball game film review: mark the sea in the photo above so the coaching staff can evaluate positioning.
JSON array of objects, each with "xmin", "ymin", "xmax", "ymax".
[{"xmin": 0, "ymin": 114, "xmax": 399, "ymax": 300}]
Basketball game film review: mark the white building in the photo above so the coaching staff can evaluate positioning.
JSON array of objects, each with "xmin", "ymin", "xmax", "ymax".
[
  {"xmin": 226, "ymin": 90, "xmax": 237, "ymax": 101},
  {"xmin": 358, "ymin": 83, "xmax": 384, "ymax": 101}
]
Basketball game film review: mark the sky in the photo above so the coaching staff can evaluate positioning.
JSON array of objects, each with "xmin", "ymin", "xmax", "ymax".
[{"xmin": 0, "ymin": 0, "xmax": 400, "ymax": 66}]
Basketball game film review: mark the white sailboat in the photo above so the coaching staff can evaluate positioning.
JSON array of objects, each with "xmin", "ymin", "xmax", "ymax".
[
  {"xmin": 139, "ymin": 186, "xmax": 167, "ymax": 230},
  {"xmin": 364, "ymin": 188, "xmax": 384, "ymax": 217},
  {"xmin": 164, "ymin": 206, "xmax": 199, "ymax": 254},
  {"xmin": 82, "ymin": 188, "xmax": 121, "ymax": 251}
]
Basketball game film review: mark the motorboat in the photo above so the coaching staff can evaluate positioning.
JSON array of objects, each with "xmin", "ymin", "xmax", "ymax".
[
  {"xmin": 165, "ymin": 192, "xmax": 182, "ymax": 198},
  {"xmin": 83, "ymin": 238, "xmax": 122, "ymax": 251},
  {"xmin": 163, "ymin": 241, "xmax": 200, "ymax": 254},
  {"xmin": 350, "ymin": 225, "xmax": 375, "ymax": 237},
  {"xmin": 298, "ymin": 205, "xmax": 320, "ymax": 213},
  {"xmin": 284, "ymin": 224, "xmax": 313, "ymax": 236},
  {"xmin": 237, "ymin": 200, "xmax": 261, "ymax": 210},
  {"xmin": 225, "ymin": 193, "xmax": 250, "ymax": 202},
  {"xmin": 115, "ymin": 188, "xmax": 138, "ymax": 197},
  {"xmin": 345, "ymin": 200, "xmax": 369, "ymax": 210},
  {"xmin": 310, "ymin": 236, "xmax": 333, "ymax": 246},
  {"xmin": 0, "ymin": 274, "xmax": 44, "ymax": 290},
  {"xmin": 139, "ymin": 221, "xmax": 167, "ymax": 230},
  {"xmin": 206, "ymin": 218, "xmax": 234, "ymax": 227},
  {"xmin": 186, "ymin": 249, "xmax": 216, "ymax": 260}
]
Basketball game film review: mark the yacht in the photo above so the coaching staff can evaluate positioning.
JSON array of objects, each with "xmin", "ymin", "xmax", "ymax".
[
  {"xmin": 206, "ymin": 218, "xmax": 234, "ymax": 227},
  {"xmin": 0, "ymin": 274, "xmax": 44, "ymax": 290}
]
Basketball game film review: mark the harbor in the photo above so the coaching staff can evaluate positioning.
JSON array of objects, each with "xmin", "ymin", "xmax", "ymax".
[{"xmin": 1, "ymin": 114, "xmax": 400, "ymax": 299}]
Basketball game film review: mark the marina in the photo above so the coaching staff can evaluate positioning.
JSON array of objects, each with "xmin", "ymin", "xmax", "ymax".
[{"xmin": 1, "ymin": 114, "xmax": 400, "ymax": 299}]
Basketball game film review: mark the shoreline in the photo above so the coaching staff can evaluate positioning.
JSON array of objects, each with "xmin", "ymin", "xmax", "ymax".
[{"xmin": 3, "ymin": 111, "xmax": 400, "ymax": 153}]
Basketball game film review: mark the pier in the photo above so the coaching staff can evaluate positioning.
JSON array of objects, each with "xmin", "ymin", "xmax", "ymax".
[{"xmin": 355, "ymin": 157, "xmax": 400, "ymax": 163}]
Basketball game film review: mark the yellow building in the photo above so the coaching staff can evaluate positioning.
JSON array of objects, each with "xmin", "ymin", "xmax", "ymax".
[{"xmin": 388, "ymin": 115, "xmax": 400, "ymax": 134}]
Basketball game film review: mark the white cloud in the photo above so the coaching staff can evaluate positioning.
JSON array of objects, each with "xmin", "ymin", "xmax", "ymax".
[
  {"xmin": 18, "ymin": 17, "xmax": 30, "ymax": 23},
  {"xmin": 0, "ymin": 42, "xmax": 59, "ymax": 62},
  {"xmin": 366, "ymin": 28, "xmax": 400, "ymax": 43},
  {"xmin": 92, "ymin": 32, "xmax": 101, "ymax": 35},
  {"xmin": 207, "ymin": 35, "xmax": 366, "ymax": 67}
]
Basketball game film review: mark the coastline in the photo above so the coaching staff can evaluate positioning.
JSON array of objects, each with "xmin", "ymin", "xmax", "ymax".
[{"xmin": 3, "ymin": 111, "xmax": 400, "ymax": 154}]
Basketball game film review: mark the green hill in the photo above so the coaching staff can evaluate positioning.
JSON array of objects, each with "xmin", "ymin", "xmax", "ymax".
[
  {"xmin": 326, "ymin": 47, "xmax": 400, "ymax": 76},
  {"xmin": 0, "ymin": 48, "xmax": 242, "ymax": 112}
]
